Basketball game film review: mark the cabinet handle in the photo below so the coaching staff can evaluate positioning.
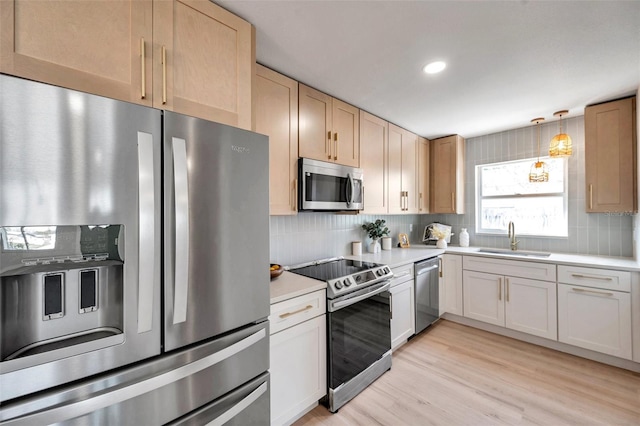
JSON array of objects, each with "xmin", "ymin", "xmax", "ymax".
[
  {"xmin": 140, "ymin": 38, "xmax": 146, "ymax": 99},
  {"xmin": 571, "ymin": 287, "xmax": 614, "ymax": 297},
  {"xmin": 334, "ymin": 132, "xmax": 338, "ymax": 160},
  {"xmin": 498, "ymin": 277, "xmax": 502, "ymax": 301},
  {"xmin": 292, "ymin": 178, "xmax": 297, "ymax": 211},
  {"xmin": 505, "ymin": 277, "xmax": 509, "ymax": 302},
  {"xmin": 327, "ymin": 131, "xmax": 332, "ymax": 160},
  {"xmin": 419, "ymin": 193, "xmax": 423, "ymax": 211},
  {"xmin": 162, "ymin": 45, "xmax": 167, "ymax": 104},
  {"xmin": 571, "ymin": 273, "xmax": 613, "ymax": 281},
  {"xmin": 438, "ymin": 257, "xmax": 443, "ymax": 278},
  {"xmin": 279, "ymin": 304, "xmax": 313, "ymax": 319},
  {"xmin": 451, "ymin": 192, "xmax": 455, "ymax": 212},
  {"xmin": 589, "ymin": 184, "xmax": 593, "ymax": 210}
]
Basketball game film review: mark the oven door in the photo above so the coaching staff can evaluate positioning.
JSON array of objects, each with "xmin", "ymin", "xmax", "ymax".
[
  {"xmin": 299, "ymin": 158, "xmax": 363, "ymax": 211},
  {"xmin": 327, "ymin": 281, "xmax": 391, "ymax": 390}
]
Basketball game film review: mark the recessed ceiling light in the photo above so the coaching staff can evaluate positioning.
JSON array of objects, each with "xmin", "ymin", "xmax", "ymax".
[{"xmin": 423, "ymin": 61, "xmax": 446, "ymax": 74}]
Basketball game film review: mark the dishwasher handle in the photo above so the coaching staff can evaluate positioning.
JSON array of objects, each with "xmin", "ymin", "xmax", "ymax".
[{"xmin": 416, "ymin": 264, "xmax": 439, "ymax": 276}]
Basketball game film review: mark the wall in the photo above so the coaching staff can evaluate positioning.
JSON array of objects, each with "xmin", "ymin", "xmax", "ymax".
[
  {"xmin": 270, "ymin": 114, "xmax": 636, "ymax": 265},
  {"xmin": 423, "ymin": 116, "xmax": 635, "ymax": 257}
]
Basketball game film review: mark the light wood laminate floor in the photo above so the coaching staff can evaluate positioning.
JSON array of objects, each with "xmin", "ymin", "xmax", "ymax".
[{"xmin": 295, "ymin": 320, "xmax": 640, "ymax": 426}]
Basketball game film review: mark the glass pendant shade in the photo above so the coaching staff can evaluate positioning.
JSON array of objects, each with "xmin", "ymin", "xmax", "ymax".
[
  {"xmin": 529, "ymin": 161, "xmax": 549, "ymax": 182},
  {"xmin": 549, "ymin": 110, "xmax": 572, "ymax": 157}
]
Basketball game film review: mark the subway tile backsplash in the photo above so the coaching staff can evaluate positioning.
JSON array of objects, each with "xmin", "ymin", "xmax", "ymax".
[{"xmin": 270, "ymin": 116, "xmax": 634, "ymax": 265}]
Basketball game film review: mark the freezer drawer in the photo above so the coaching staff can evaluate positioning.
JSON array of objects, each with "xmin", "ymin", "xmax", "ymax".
[{"xmin": 0, "ymin": 322, "xmax": 269, "ymax": 425}]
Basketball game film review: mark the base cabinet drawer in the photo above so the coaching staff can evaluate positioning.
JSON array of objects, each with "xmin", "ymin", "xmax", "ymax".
[
  {"xmin": 558, "ymin": 283, "xmax": 632, "ymax": 360},
  {"xmin": 269, "ymin": 289, "xmax": 326, "ymax": 334}
]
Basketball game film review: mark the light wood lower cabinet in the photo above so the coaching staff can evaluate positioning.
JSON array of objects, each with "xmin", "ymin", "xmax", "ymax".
[
  {"xmin": 1, "ymin": 0, "xmax": 255, "ymax": 129},
  {"xmin": 269, "ymin": 290, "xmax": 326, "ymax": 425},
  {"xmin": 255, "ymin": 65, "xmax": 298, "ymax": 215},
  {"xmin": 440, "ymin": 254, "xmax": 463, "ymax": 316},
  {"xmin": 463, "ymin": 261, "xmax": 557, "ymax": 340}
]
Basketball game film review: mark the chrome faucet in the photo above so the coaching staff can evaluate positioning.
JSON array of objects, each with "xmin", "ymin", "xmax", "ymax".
[{"xmin": 508, "ymin": 221, "xmax": 519, "ymax": 251}]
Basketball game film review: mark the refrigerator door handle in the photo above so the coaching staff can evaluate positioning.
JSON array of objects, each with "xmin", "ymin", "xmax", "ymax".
[
  {"xmin": 172, "ymin": 137, "xmax": 190, "ymax": 325},
  {"xmin": 137, "ymin": 132, "xmax": 156, "ymax": 333},
  {"xmin": 0, "ymin": 329, "xmax": 267, "ymax": 426},
  {"xmin": 205, "ymin": 381, "xmax": 268, "ymax": 426}
]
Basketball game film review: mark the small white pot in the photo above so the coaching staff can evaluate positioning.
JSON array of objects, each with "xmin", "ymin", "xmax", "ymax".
[{"xmin": 436, "ymin": 238, "xmax": 448, "ymax": 249}]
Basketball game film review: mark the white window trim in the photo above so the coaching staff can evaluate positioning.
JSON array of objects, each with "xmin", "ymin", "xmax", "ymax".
[{"xmin": 475, "ymin": 156, "xmax": 569, "ymax": 238}]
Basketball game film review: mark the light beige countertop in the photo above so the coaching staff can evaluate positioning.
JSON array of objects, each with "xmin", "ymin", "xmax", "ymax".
[{"xmin": 269, "ymin": 270, "xmax": 326, "ymax": 304}]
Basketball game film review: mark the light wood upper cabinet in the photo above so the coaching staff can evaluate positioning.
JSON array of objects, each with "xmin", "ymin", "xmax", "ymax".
[
  {"xmin": 418, "ymin": 137, "xmax": 430, "ymax": 213},
  {"xmin": 585, "ymin": 96, "xmax": 637, "ymax": 213},
  {"xmin": 255, "ymin": 65, "xmax": 298, "ymax": 215},
  {"xmin": 0, "ymin": 0, "xmax": 153, "ymax": 106},
  {"xmin": 153, "ymin": 0, "xmax": 254, "ymax": 129},
  {"xmin": 299, "ymin": 84, "xmax": 359, "ymax": 167},
  {"xmin": 359, "ymin": 111, "xmax": 388, "ymax": 214},
  {"xmin": 388, "ymin": 124, "xmax": 418, "ymax": 214},
  {"xmin": 430, "ymin": 135, "xmax": 465, "ymax": 214},
  {"xmin": 1, "ymin": 0, "xmax": 254, "ymax": 129}
]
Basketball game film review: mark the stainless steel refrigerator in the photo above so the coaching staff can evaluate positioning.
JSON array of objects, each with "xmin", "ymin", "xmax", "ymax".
[{"xmin": 0, "ymin": 74, "xmax": 270, "ymax": 424}]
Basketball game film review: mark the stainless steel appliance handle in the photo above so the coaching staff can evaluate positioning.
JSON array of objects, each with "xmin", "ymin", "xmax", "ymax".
[
  {"xmin": 0, "ymin": 329, "xmax": 267, "ymax": 426},
  {"xmin": 330, "ymin": 281, "xmax": 391, "ymax": 311},
  {"xmin": 137, "ymin": 132, "xmax": 155, "ymax": 333},
  {"xmin": 205, "ymin": 381, "xmax": 268, "ymax": 426},
  {"xmin": 416, "ymin": 264, "xmax": 439, "ymax": 276},
  {"xmin": 346, "ymin": 172, "xmax": 354, "ymax": 207},
  {"xmin": 172, "ymin": 137, "xmax": 190, "ymax": 324}
]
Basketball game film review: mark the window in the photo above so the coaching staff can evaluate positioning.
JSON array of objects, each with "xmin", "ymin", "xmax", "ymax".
[{"xmin": 475, "ymin": 157, "xmax": 568, "ymax": 237}]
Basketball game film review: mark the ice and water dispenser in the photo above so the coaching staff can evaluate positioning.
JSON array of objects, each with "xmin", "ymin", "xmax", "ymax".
[{"xmin": 0, "ymin": 225, "xmax": 125, "ymax": 365}]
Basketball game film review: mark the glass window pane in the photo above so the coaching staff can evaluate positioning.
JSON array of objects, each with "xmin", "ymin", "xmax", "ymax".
[
  {"xmin": 479, "ymin": 196, "xmax": 567, "ymax": 237},
  {"xmin": 480, "ymin": 157, "xmax": 564, "ymax": 196}
]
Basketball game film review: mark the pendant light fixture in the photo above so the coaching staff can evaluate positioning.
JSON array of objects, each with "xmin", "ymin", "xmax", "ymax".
[
  {"xmin": 549, "ymin": 110, "xmax": 572, "ymax": 157},
  {"xmin": 529, "ymin": 117, "xmax": 549, "ymax": 182}
]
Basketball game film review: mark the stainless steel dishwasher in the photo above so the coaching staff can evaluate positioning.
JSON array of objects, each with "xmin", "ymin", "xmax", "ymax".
[{"xmin": 415, "ymin": 257, "xmax": 441, "ymax": 334}]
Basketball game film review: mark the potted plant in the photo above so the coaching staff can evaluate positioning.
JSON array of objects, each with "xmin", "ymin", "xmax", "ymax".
[{"xmin": 361, "ymin": 219, "xmax": 389, "ymax": 253}]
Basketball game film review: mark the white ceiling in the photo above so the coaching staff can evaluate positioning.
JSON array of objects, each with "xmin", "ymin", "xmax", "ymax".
[{"xmin": 216, "ymin": 0, "xmax": 640, "ymax": 139}]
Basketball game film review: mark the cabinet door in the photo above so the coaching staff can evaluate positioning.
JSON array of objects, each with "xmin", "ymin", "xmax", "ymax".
[
  {"xmin": 442, "ymin": 255, "xmax": 463, "ymax": 316},
  {"xmin": 463, "ymin": 270, "xmax": 504, "ymax": 326},
  {"xmin": 255, "ymin": 65, "xmax": 298, "ymax": 215},
  {"xmin": 388, "ymin": 124, "xmax": 404, "ymax": 214},
  {"xmin": 390, "ymin": 279, "xmax": 415, "ymax": 350},
  {"xmin": 418, "ymin": 137, "xmax": 430, "ymax": 213},
  {"xmin": 505, "ymin": 277, "xmax": 557, "ymax": 340},
  {"xmin": 270, "ymin": 315, "xmax": 327, "ymax": 425},
  {"xmin": 585, "ymin": 97, "xmax": 637, "ymax": 213},
  {"xmin": 153, "ymin": 0, "xmax": 254, "ymax": 129},
  {"xmin": 430, "ymin": 135, "xmax": 465, "ymax": 213},
  {"xmin": 0, "ymin": 0, "xmax": 152, "ymax": 106},
  {"xmin": 558, "ymin": 284, "xmax": 632, "ymax": 359},
  {"xmin": 360, "ymin": 111, "xmax": 388, "ymax": 214},
  {"xmin": 402, "ymin": 130, "xmax": 418, "ymax": 213},
  {"xmin": 299, "ymin": 84, "xmax": 332, "ymax": 162},
  {"xmin": 332, "ymin": 99, "xmax": 360, "ymax": 167}
]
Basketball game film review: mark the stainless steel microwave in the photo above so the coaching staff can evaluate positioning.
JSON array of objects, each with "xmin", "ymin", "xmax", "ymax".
[{"xmin": 298, "ymin": 158, "xmax": 364, "ymax": 211}]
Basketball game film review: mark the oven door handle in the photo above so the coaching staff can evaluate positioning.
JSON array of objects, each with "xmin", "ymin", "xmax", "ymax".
[{"xmin": 330, "ymin": 281, "xmax": 391, "ymax": 312}]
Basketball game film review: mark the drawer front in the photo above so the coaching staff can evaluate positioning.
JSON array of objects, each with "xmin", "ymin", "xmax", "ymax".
[
  {"xmin": 557, "ymin": 265, "xmax": 631, "ymax": 292},
  {"xmin": 269, "ymin": 289, "xmax": 326, "ymax": 334},
  {"xmin": 463, "ymin": 256, "xmax": 556, "ymax": 282},
  {"xmin": 390, "ymin": 263, "xmax": 415, "ymax": 287}
]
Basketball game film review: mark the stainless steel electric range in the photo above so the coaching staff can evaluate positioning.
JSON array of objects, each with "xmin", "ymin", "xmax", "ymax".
[{"xmin": 288, "ymin": 257, "xmax": 394, "ymax": 412}]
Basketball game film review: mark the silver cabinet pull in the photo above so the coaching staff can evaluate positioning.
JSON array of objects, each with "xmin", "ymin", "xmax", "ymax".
[
  {"xmin": 162, "ymin": 45, "xmax": 167, "ymax": 104},
  {"xmin": 137, "ymin": 132, "xmax": 155, "ymax": 333},
  {"xmin": 571, "ymin": 273, "xmax": 613, "ymax": 281},
  {"xmin": 279, "ymin": 305, "xmax": 313, "ymax": 319},
  {"xmin": 498, "ymin": 277, "xmax": 502, "ymax": 301},
  {"xmin": 505, "ymin": 277, "xmax": 510, "ymax": 302},
  {"xmin": 140, "ymin": 38, "xmax": 146, "ymax": 99},
  {"xmin": 572, "ymin": 287, "xmax": 614, "ymax": 297},
  {"xmin": 172, "ymin": 138, "xmax": 190, "ymax": 324}
]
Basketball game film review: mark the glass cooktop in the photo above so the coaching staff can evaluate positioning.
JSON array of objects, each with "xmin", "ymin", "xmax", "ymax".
[{"xmin": 288, "ymin": 258, "xmax": 382, "ymax": 282}]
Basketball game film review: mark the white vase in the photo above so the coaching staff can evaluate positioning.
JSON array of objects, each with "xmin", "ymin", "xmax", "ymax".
[
  {"xmin": 459, "ymin": 228, "xmax": 469, "ymax": 247},
  {"xmin": 369, "ymin": 239, "xmax": 381, "ymax": 253},
  {"xmin": 436, "ymin": 238, "xmax": 447, "ymax": 249}
]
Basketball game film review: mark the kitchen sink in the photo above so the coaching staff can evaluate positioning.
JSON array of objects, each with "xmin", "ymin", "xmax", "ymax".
[{"xmin": 477, "ymin": 248, "xmax": 551, "ymax": 258}]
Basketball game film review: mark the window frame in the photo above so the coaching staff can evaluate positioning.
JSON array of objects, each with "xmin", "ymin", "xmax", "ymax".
[{"xmin": 475, "ymin": 156, "xmax": 569, "ymax": 238}]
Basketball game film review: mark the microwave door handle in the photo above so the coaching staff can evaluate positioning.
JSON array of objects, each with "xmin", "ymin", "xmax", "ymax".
[
  {"xmin": 172, "ymin": 137, "xmax": 190, "ymax": 325},
  {"xmin": 346, "ymin": 173, "xmax": 354, "ymax": 207}
]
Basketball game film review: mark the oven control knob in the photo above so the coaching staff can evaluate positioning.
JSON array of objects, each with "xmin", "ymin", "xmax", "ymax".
[
  {"xmin": 343, "ymin": 279, "xmax": 350, "ymax": 287},
  {"xmin": 377, "ymin": 269, "xmax": 383, "ymax": 276},
  {"xmin": 334, "ymin": 281, "xmax": 343, "ymax": 290}
]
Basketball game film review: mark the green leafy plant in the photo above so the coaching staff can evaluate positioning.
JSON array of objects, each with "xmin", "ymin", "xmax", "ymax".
[{"xmin": 361, "ymin": 219, "xmax": 389, "ymax": 240}]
